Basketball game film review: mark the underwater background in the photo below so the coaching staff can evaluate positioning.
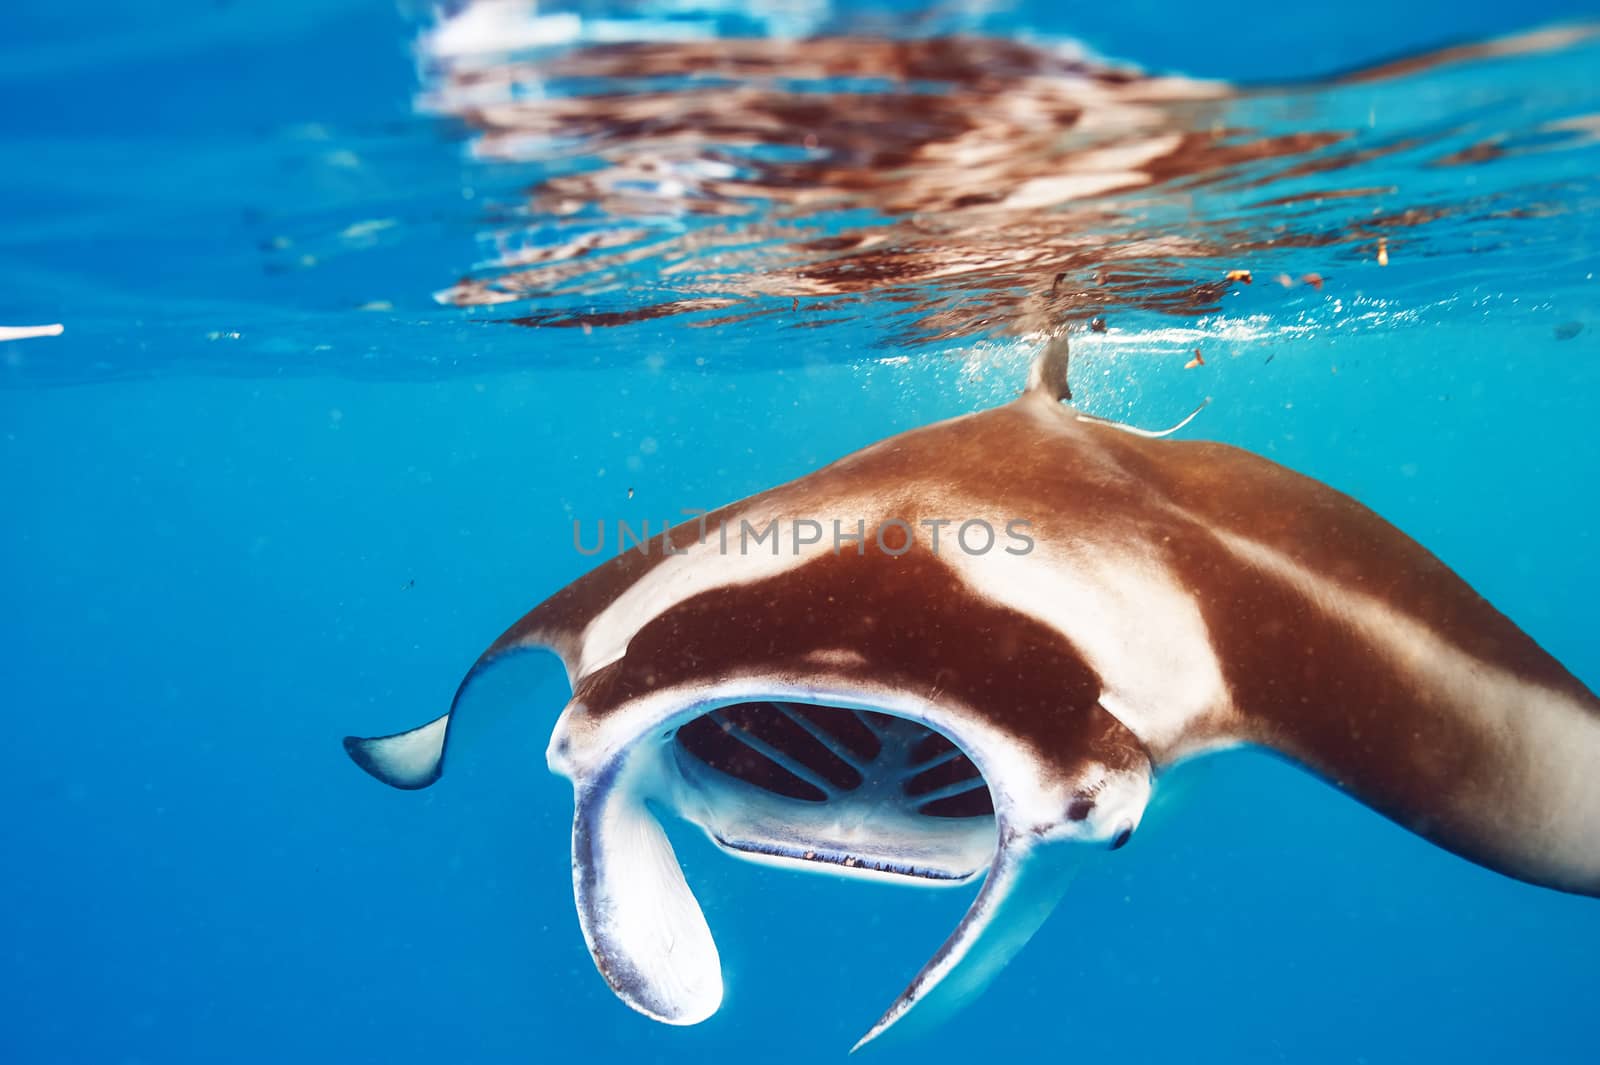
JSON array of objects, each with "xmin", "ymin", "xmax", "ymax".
[{"xmin": 4, "ymin": 1, "xmax": 1600, "ymax": 1062}]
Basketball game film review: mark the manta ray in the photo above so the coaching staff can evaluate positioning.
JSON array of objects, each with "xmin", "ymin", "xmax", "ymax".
[{"xmin": 345, "ymin": 340, "xmax": 1600, "ymax": 1050}]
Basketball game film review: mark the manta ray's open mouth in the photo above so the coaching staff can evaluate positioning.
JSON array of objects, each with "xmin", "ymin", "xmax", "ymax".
[{"xmin": 669, "ymin": 701, "xmax": 998, "ymax": 884}]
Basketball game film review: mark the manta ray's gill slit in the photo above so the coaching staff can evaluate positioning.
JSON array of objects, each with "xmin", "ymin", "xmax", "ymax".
[
  {"xmin": 722, "ymin": 703, "xmax": 864, "ymax": 790},
  {"xmin": 675, "ymin": 712, "xmax": 828, "ymax": 802},
  {"xmin": 672, "ymin": 702, "xmax": 996, "ymax": 821},
  {"xmin": 787, "ymin": 704, "xmax": 882, "ymax": 762},
  {"xmin": 918, "ymin": 788, "xmax": 996, "ymax": 820},
  {"xmin": 904, "ymin": 753, "xmax": 992, "ymax": 819},
  {"xmin": 856, "ymin": 710, "xmax": 903, "ymax": 735},
  {"xmin": 909, "ymin": 731, "xmax": 959, "ymax": 766},
  {"xmin": 779, "ymin": 704, "xmax": 878, "ymax": 772},
  {"xmin": 902, "ymin": 753, "xmax": 984, "ymax": 798}
]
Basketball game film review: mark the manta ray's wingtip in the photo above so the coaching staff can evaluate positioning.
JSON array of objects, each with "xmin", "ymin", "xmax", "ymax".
[{"xmin": 343, "ymin": 715, "xmax": 449, "ymax": 790}]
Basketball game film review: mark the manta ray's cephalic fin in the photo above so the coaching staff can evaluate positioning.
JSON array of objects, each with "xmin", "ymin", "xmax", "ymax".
[
  {"xmin": 571, "ymin": 758, "xmax": 723, "ymax": 1025},
  {"xmin": 851, "ymin": 826, "xmax": 1080, "ymax": 1052}
]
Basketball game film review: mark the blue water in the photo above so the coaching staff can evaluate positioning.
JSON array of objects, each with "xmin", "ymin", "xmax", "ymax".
[{"xmin": 4, "ymin": 2, "xmax": 1600, "ymax": 1063}]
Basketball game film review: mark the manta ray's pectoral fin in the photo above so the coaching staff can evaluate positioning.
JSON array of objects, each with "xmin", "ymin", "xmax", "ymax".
[
  {"xmin": 851, "ymin": 824, "xmax": 1079, "ymax": 1053},
  {"xmin": 571, "ymin": 760, "xmax": 722, "ymax": 1025},
  {"xmin": 343, "ymin": 713, "xmax": 452, "ymax": 790},
  {"xmin": 344, "ymin": 638, "xmax": 569, "ymax": 790}
]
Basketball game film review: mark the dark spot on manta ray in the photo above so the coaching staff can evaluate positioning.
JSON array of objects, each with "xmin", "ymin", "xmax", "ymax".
[{"xmin": 1066, "ymin": 798, "xmax": 1095, "ymax": 822}]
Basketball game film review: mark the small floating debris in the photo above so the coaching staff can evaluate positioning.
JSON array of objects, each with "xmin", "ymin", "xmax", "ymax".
[
  {"xmin": 627, "ymin": 487, "xmax": 635, "ymax": 499},
  {"xmin": 1377, "ymin": 237, "xmax": 1390, "ymax": 266},
  {"xmin": 0, "ymin": 323, "xmax": 64, "ymax": 343},
  {"xmin": 1225, "ymin": 269, "xmax": 1253, "ymax": 284},
  {"xmin": 1185, "ymin": 348, "xmax": 1206, "ymax": 369},
  {"xmin": 1275, "ymin": 273, "xmax": 1295, "ymax": 288},
  {"xmin": 1302, "ymin": 273, "xmax": 1325, "ymax": 290}
]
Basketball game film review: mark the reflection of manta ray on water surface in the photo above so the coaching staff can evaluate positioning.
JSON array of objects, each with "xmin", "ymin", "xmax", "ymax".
[
  {"xmin": 346, "ymin": 338, "xmax": 1600, "ymax": 1051},
  {"xmin": 420, "ymin": 22, "xmax": 1600, "ymax": 354}
]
